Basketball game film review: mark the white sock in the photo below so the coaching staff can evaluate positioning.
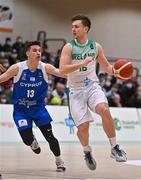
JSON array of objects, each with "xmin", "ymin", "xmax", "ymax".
[
  {"xmin": 83, "ymin": 145, "xmax": 91, "ymax": 152},
  {"xmin": 55, "ymin": 156, "xmax": 62, "ymax": 163},
  {"xmin": 109, "ymin": 137, "xmax": 117, "ymax": 148}
]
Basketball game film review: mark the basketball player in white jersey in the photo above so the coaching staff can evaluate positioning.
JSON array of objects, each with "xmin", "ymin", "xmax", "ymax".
[{"xmin": 59, "ymin": 14, "xmax": 127, "ymax": 170}]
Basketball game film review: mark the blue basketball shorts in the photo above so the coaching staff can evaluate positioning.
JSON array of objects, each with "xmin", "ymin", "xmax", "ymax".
[{"xmin": 13, "ymin": 106, "xmax": 53, "ymax": 131}]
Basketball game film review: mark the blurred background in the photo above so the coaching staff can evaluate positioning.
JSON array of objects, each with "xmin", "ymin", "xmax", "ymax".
[
  {"xmin": 0, "ymin": 0, "xmax": 141, "ymax": 107},
  {"xmin": 0, "ymin": 2, "xmax": 141, "ymax": 178}
]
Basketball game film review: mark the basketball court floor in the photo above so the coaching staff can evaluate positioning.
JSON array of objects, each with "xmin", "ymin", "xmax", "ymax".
[{"xmin": 0, "ymin": 142, "xmax": 141, "ymax": 179}]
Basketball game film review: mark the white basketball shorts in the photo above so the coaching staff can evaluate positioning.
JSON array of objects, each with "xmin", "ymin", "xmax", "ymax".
[{"xmin": 69, "ymin": 83, "xmax": 108, "ymax": 126}]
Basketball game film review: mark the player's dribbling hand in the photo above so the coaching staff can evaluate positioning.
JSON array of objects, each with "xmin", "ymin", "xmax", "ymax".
[
  {"xmin": 0, "ymin": 64, "xmax": 6, "ymax": 74},
  {"xmin": 82, "ymin": 57, "xmax": 95, "ymax": 66}
]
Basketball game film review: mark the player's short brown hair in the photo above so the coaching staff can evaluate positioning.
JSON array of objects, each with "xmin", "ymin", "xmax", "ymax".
[
  {"xmin": 71, "ymin": 14, "xmax": 91, "ymax": 31},
  {"xmin": 25, "ymin": 41, "xmax": 40, "ymax": 52}
]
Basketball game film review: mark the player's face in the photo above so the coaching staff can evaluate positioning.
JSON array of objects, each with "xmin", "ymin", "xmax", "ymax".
[
  {"xmin": 72, "ymin": 20, "xmax": 88, "ymax": 39},
  {"xmin": 27, "ymin": 45, "xmax": 41, "ymax": 61}
]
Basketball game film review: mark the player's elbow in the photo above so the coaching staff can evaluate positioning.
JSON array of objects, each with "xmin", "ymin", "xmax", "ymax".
[
  {"xmin": 60, "ymin": 70, "xmax": 67, "ymax": 77},
  {"xmin": 59, "ymin": 67, "xmax": 67, "ymax": 75}
]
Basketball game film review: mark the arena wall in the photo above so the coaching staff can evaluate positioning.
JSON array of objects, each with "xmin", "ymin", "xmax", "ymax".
[
  {"xmin": 1, "ymin": 0, "xmax": 141, "ymax": 60},
  {"xmin": 0, "ymin": 104, "xmax": 141, "ymax": 143}
]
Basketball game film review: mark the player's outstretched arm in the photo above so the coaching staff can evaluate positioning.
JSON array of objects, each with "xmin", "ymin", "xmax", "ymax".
[
  {"xmin": 59, "ymin": 43, "xmax": 94, "ymax": 75},
  {"xmin": 0, "ymin": 64, "xmax": 6, "ymax": 73},
  {"xmin": 96, "ymin": 43, "xmax": 113, "ymax": 75},
  {"xmin": 45, "ymin": 64, "xmax": 67, "ymax": 79},
  {"xmin": 0, "ymin": 64, "xmax": 19, "ymax": 83}
]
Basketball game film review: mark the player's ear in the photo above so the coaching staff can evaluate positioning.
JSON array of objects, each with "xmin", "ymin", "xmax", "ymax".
[
  {"xmin": 26, "ymin": 51, "xmax": 29, "ymax": 57},
  {"xmin": 84, "ymin": 26, "xmax": 89, "ymax": 33}
]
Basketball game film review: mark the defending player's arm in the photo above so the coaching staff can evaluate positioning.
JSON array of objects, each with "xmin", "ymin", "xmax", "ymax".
[
  {"xmin": 0, "ymin": 64, "xmax": 6, "ymax": 73},
  {"xmin": 96, "ymin": 43, "xmax": 114, "ymax": 76},
  {"xmin": 59, "ymin": 43, "xmax": 94, "ymax": 75},
  {"xmin": 0, "ymin": 64, "xmax": 19, "ymax": 83},
  {"xmin": 45, "ymin": 64, "xmax": 67, "ymax": 79}
]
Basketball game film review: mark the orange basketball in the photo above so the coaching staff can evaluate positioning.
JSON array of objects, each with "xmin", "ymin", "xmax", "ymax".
[{"xmin": 113, "ymin": 59, "xmax": 133, "ymax": 80}]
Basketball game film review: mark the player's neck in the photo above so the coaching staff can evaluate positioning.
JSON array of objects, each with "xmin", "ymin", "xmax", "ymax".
[
  {"xmin": 75, "ymin": 37, "xmax": 88, "ymax": 45},
  {"xmin": 75, "ymin": 36, "xmax": 88, "ymax": 45},
  {"xmin": 27, "ymin": 59, "xmax": 39, "ymax": 72}
]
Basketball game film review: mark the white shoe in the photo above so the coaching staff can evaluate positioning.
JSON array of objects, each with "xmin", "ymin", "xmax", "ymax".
[
  {"xmin": 84, "ymin": 151, "xmax": 97, "ymax": 170},
  {"xmin": 111, "ymin": 144, "xmax": 127, "ymax": 162},
  {"xmin": 56, "ymin": 161, "xmax": 66, "ymax": 172}
]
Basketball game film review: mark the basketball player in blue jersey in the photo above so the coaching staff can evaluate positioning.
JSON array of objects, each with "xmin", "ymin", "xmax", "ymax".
[
  {"xmin": 59, "ymin": 15, "xmax": 127, "ymax": 170},
  {"xmin": 0, "ymin": 41, "xmax": 66, "ymax": 172}
]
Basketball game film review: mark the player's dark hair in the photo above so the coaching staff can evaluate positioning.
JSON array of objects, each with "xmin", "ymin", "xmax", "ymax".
[
  {"xmin": 71, "ymin": 14, "xmax": 91, "ymax": 31},
  {"xmin": 25, "ymin": 41, "xmax": 40, "ymax": 52}
]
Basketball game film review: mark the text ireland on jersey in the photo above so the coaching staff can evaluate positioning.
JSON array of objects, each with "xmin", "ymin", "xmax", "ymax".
[{"xmin": 72, "ymin": 52, "xmax": 95, "ymax": 60}]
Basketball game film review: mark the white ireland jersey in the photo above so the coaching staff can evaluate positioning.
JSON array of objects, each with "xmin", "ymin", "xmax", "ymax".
[{"xmin": 67, "ymin": 39, "xmax": 99, "ymax": 88}]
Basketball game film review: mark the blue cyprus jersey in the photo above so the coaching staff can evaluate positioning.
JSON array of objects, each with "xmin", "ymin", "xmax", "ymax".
[{"xmin": 13, "ymin": 61, "xmax": 48, "ymax": 108}]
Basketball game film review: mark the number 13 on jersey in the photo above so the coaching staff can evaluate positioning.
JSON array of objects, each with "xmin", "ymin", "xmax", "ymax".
[{"xmin": 27, "ymin": 90, "xmax": 35, "ymax": 98}]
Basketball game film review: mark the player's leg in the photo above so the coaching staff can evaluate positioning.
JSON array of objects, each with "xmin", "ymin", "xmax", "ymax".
[
  {"xmin": 19, "ymin": 128, "xmax": 41, "ymax": 154},
  {"xmin": 89, "ymin": 83, "xmax": 127, "ymax": 162},
  {"xmin": 69, "ymin": 88, "xmax": 96, "ymax": 170},
  {"xmin": 95, "ymin": 103, "xmax": 127, "ymax": 162},
  {"xmin": 77, "ymin": 122, "xmax": 89, "ymax": 146},
  {"xmin": 77, "ymin": 122, "xmax": 96, "ymax": 170},
  {"xmin": 34, "ymin": 108, "xmax": 66, "ymax": 172},
  {"xmin": 0, "ymin": 173, "xmax": 2, "ymax": 178},
  {"xmin": 38, "ymin": 123, "xmax": 66, "ymax": 172},
  {"xmin": 13, "ymin": 111, "xmax": 41, "ymax": 154},
  {"xmin": 96, "ymin": 103, "xmax": 116, "ymax": 139}
]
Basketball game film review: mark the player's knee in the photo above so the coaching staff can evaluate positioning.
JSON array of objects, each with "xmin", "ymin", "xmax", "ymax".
[
  {"xmin": 77, "ymin": 122, "xmax": 89, "ymax": 136},
  {"xmin": 39, "ymin": 124, "xmax": 60, "ymax": 156},
  {"xmin": 96, "ymin": 103, "xmax": 109, "ymax": 116},
  {"xmin": 39, "ymin": 124, "xmax": 57, "ymax": 142},
  {"xmin": 46, "ymin": 132, "xmax": 57, "ymax": 142},
  {"xmin": 19, "ymin": 128, "xmax": 34, "ymax": 146}
]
